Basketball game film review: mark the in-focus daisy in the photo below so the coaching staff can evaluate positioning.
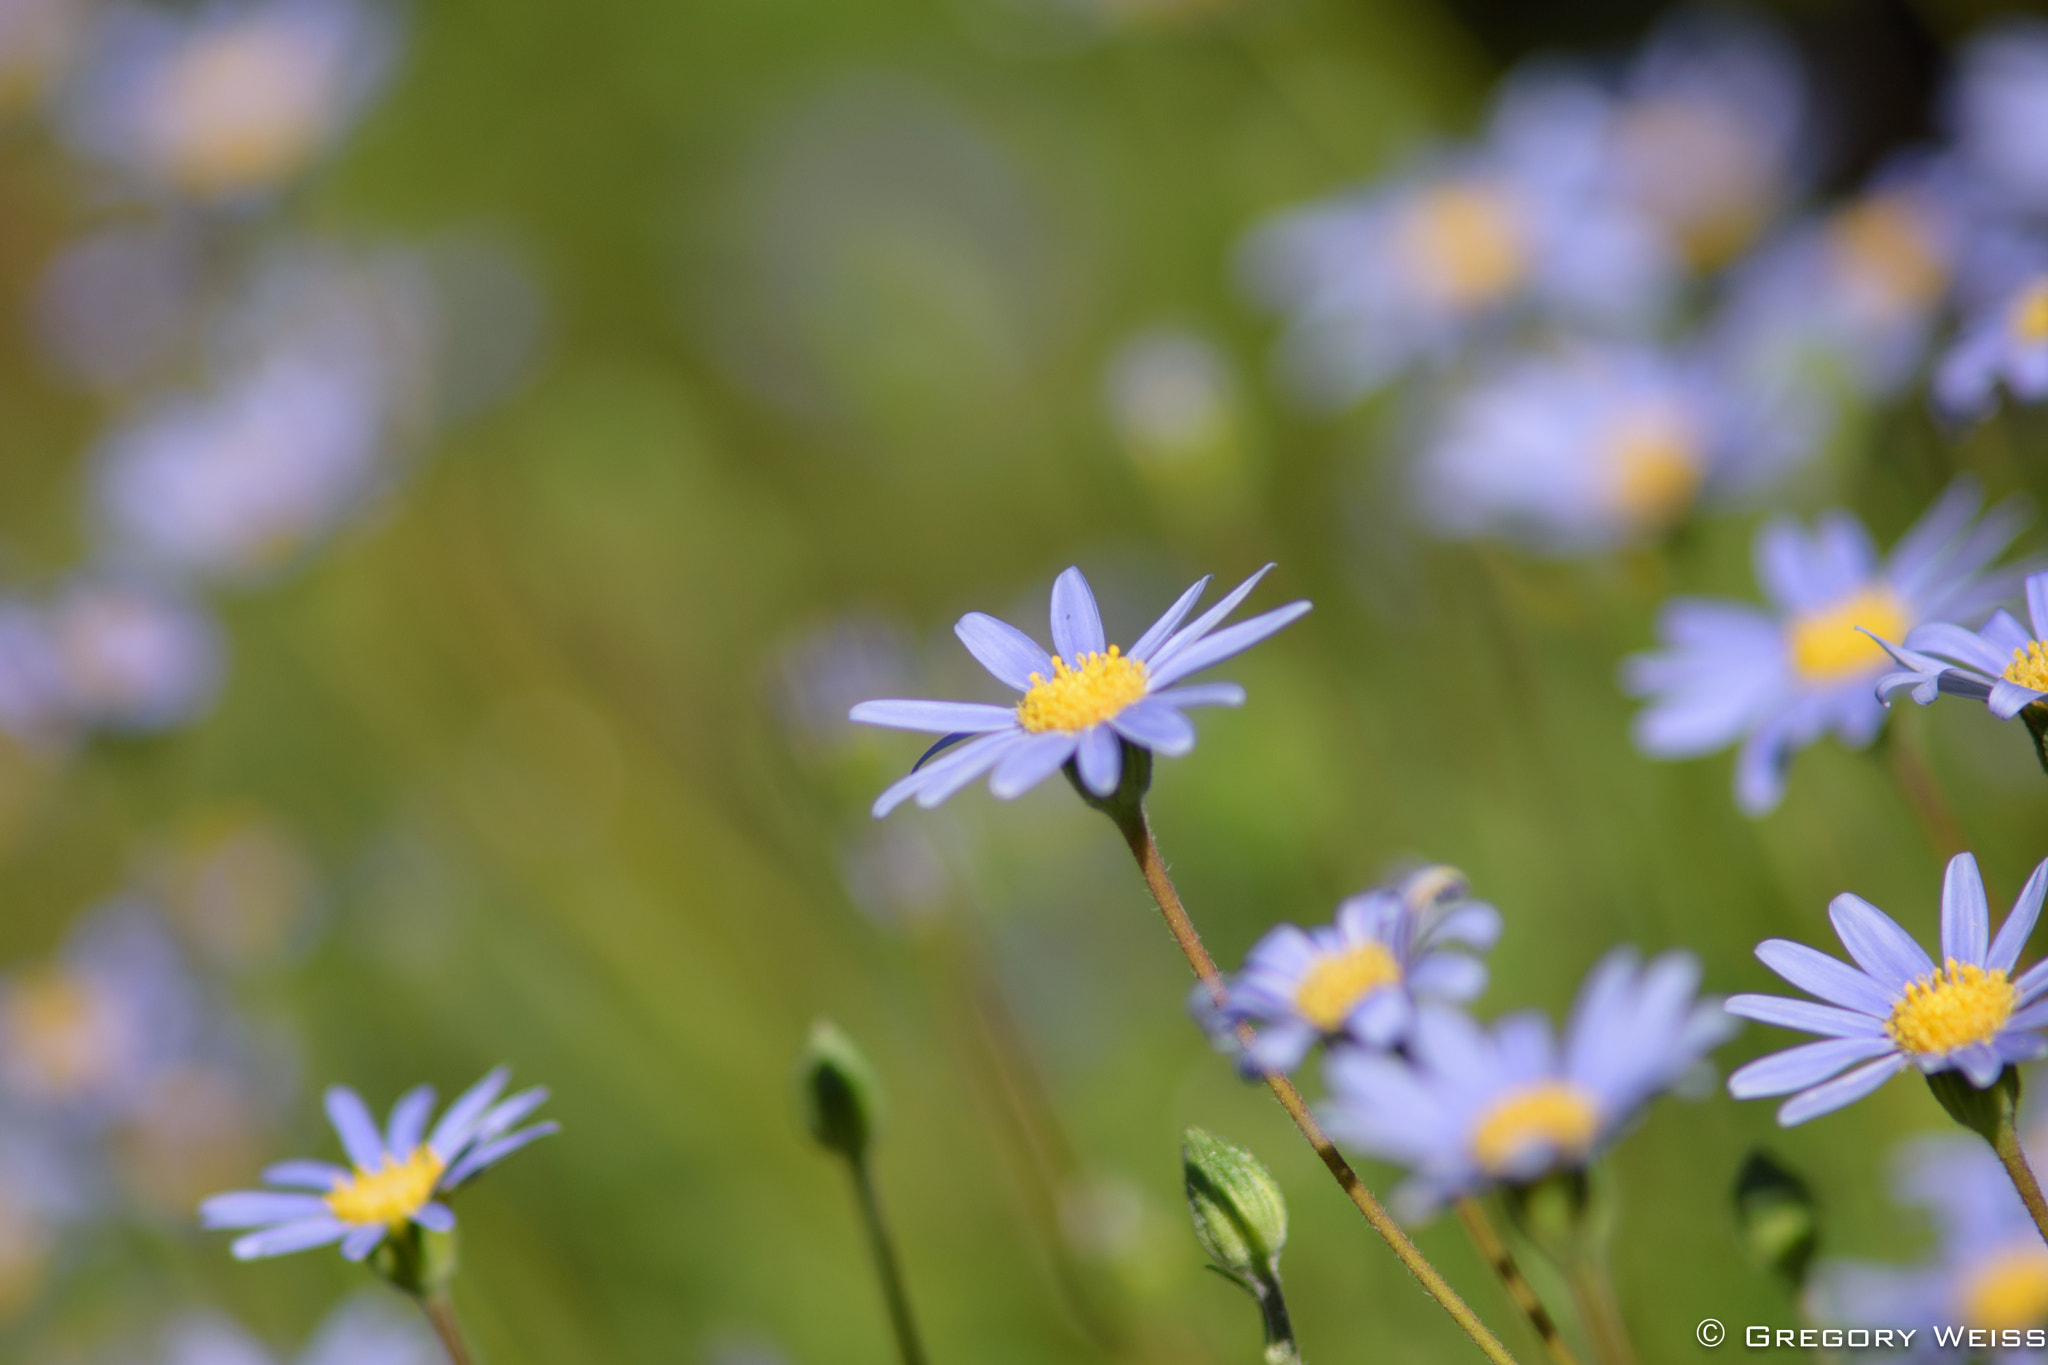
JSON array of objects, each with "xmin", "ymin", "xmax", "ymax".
[
  {"xmin": 1875, "ymin": 569, "xmax": 2048, "ymax": 728},
  {"xmin": 1934, "ymin": 273, "xmax": 2048, "ymax": 422},
  {"xmin": 1322, "ymin": 948, "xmax": 1732, "ymax": 1214},
  {"xmin": 1198, "ymin": 865, "xmax": 1500, "ymax": 1076},
  {"xmin": 1812, "ymin": 1123, "xmax": 2048, "ymax": 1351},
  {"xmin": 1415, "ymin": 341, "xmax": 1819, "ymax": 554},
  {"xmin": 62, "ymin": 0, "xmax": 393, "ymax": 202},
  {"xmin": 1621, "ymin": 480, "xmax": 2025, "ymax": 814},
  {"xmin": 1726, "ymin": 853, "xmax": 2048, "ymax": 1126},
  {"xmin": 849, "ymin": 565, "xmax": 1309, "ymax": 817},
  {"xmin": 200, "ymin": 1068, "xmax": 555, "ymax": 1261}
]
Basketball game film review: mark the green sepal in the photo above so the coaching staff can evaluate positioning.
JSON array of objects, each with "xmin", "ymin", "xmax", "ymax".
[
  {"xmin": 369, "ymin": 1220, "xmax": 459, "ymax": 1298},
  {"xmin": 1063, "ymin": 740, "xmax": 1153, "ymax": 826},
  {"xmin": 798, "ymin": 1019, "xmax": 884, "ymax": 1162},
  {"xmin": 1928, "ymin": 1065, "xmax": 2022, "ymax": 1146}
]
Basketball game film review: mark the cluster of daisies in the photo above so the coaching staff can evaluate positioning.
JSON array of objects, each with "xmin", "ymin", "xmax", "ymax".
[{"xmin": 0, "ymin": 0, "xmax": 538, "ymax": 754}]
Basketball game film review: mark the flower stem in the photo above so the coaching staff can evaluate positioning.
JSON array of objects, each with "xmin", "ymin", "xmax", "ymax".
[
  {"xmin": 1109, "ymin": 802, "xmax": 1519, "ymax": 1365},
  {"xmin": 1456, "ymin": 1199, "xmax": 1581, "ymax": 1365},
  {"xmin": 851, "ymin": 1154, "xmax": 933, "ymax": 1365},
  {"xmin": 1887, "ymin": 735, "xmax": 1967, "ymax": 864},
  {"xmin": 1994, "ymin": 1110, "xmax": 2048, "ymax": 1249},
  {"xmin": 419, "ymin": 1290, "xmax": 478, "ymax": 1365},
  {"xmin": 1564, "ymin": 1260, "xmax": 1638, "ymax": 1365}
]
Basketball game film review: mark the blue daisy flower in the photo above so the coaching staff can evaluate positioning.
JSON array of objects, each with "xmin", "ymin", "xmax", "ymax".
[
  {"xmin": 849, "ymin": 565, "xmax": 1309, "ymax": 817},
  {"xmin": 1621, "ymin": 480, "xmax": 2025, "ymax": 815},
  {"xmin": 1934, "ymin": 274, "xmax": 2048, "ymax": 422},
  {"xmin": 1197, "ymin": 865, "xmax": 1501, "ymax": 1076},
  {"xmin": 1320, "ymin": 948, "xmax": 1731, "ymax": 1214},
  {"xmin": 1875, "ymin": 569, "xmax": 2048, "ymax": 723},
  {"xmin": 200, "ymin": 1068, "xmax": 555, "ymax": 1261},
  {"xmin": 1726, "ymin": 853, "xmax": 2048, "ymax": 1126},
  {"xmin": 1813, "ymin": 1121, "xmax": 2048, "ymax": 1353}
]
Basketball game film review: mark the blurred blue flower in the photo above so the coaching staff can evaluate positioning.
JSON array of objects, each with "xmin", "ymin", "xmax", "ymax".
[
  {"xmin": 1950, "ymin": 21, "xmax": 2048, "ymax": 218},
  {"xmin": 163, "ymin": 1293, "xmax": 442, "ymax": 1365},
  {"xmin": 1415, "ymin": 341, "xmax": 1819, "ymax": 554},
  {"xmin": 61, "ymin": 0, "xmax": 394, "ymax": 203},
  {"xmin": 1621, "ymin": 481, "xmax": 2025, "ymax": 815},
  {"xmin": 49, "ymin": 574, "xmax": 222, "ymax": 734},
  {"xmin": 1875, "ymin": 569, "xmax": 2048, "ymax": 721},
  {"xmin": 201, "ymin": 1067, "xmax": 555, "ymax": 1261},
  {"xmin": 1934, "ymin": 273, "xmax": 2048, "ymax": 422},
  {"xmin": 1198, "ymin": 865, "xmax": 1500, "ymax": 1076},
  {"xmin": 33, "ymin": 220, "xmax": 206, "ymax": 390},
  {"xmin": 1320, "ymin": 948, "xmax": 1731, "ymax": 1215},
  {"xmin": 850, "ymin": 564, "xmax": 1308, "ymax": 815},
  {"xmin": 1712, "ymin": 157, "xmax": 1965, "ymax": 401},
  {"xmin": 1728, "ymin": 853, "xmax": 2048, "ymax": 1126}
]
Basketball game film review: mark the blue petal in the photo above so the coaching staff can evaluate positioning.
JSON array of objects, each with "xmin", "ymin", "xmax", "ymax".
[
  {"xmin": 848, "ymin": 700, "xmax": 1019, "ymax": 734},
  {"xmin": 473, "ymin": 1087, "xmax": 550, "ymax": 1145},
  {"xmin": 1149, "ymin": 601, "xmax": 1312, "ymax": 688},
  {"xmin": 871, "ymin": 731, "xmax": 1020, "ymax": 817},
  {"xmin": 340, "ymin": 1224, "xmax": 387, "ymax": 1261},
  {"xmin": 1147, "ymin": 564, "xmax": 1273, "ymax": 670},
  {"xmin": 2031, "ymin": 572, "xmax": 2048, "ymax": 642},
  {"xmin": 201, "ymin": 1191, "xmax": 332, "ymax": 1228},
  {"xmin": 1949, "ymin": 1043, "xmax": 2003, "ymax": 1088},
  {"xmin": 231, "ymin": 1216, "xmax": 349, "ymax": 1260},
  {"xmin": 1990, "ymin": 679, "xmax": 2045, "ymax": 720},
  {"xmin": 1075, "ymin": 726, "xmax": 1120, "ymax": 796},
  {"xmin": 1129, "ymin": 576, "xmax": 1211, "ymax": 662},
  {"xmin": 1109, "ymin": 698, "xmax": 1196, "ymax": 756},
  {"xmin": 1753, "ymin": 940, "xmax": 1892, "ymax": 1015},
  {"xmin": 1828, "ymin": 894, "xmax": 1935, "ymax": 991},
  {"xmin": 444, "ymin": 1122, "xmax": 559, "ymax": 1188},
  {"xmin": 1776, "ymin": 1054, "xmax": 1908, "ymax": 1126},
  {"xmin": 1049, "ymin": 567, "xmax": 1105, "ymax": 660},
  {"xmin": 954, "ymin": 612, "xmax": 1052, "ymax": 691},
  {"xmin": 386, "ymin": 1085, "xmax": 436, "ymax": 1155},
  {"xmin": 261, "ymin": 1160, "xmax": 347, "ymax": 1191},
  {"xmin": 1154, "ymin": 682, "xmax": 1245, "ymax": 708},
  {"xmin": 324, "ymin": 1087, "xmax": 386, "ymax": 1171},
  {"xmin": 988, "ymin": 732, "xmax": 1076, "ymax": 799},
  {"xmin": 1728, "ymin": 1037, "xmax": 1895, "ymax": 1098},
  {"xmin": 429, "ymin": 1067, "xmax": 511, "ymax": 1158},
  {"xmin": 1723, "ymin": 994, "xmax": 1884, "ymax": 1038},
  {"xmin": 1991, "ymin": 859, "xmax": 2048, "ymax": 975},
  {"xmin": 414, "ymin": 1201, "xmax": 457, "ymax": 1233},
  {"xmin": 1942, "ymin": 853, "xmax": 1991, "ymax": 967}
]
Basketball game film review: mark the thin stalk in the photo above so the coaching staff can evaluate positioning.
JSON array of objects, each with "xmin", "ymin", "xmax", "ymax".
[
  {"xmin": 1455, "ymin": 1199, "xmax": 1582, "ymax": 1365},
  {"xmin": 1888, "ymin": 736, "xmax": 1967, "ymax": 865},
  {"xmin": 852, "ymin": 1155, "xmax": 933, "ymax": 1365},
  {"xmin": 1994, "ymin": 1112, "xmax": 2048, "ymax": 1249},
  {"xmin": 1110, "ymin": 802, "xmax": 1519, "ymax": 1365},
  {"xmin": 419, "ymin": 1291, "xmax": 477, "ymax": 1365},
  {"xmin": 1564, "ymin": 1261, "xmax": 1638, "ymax": 1365},
  {"xmin": 1255, "ymin": 1280, "xmax": 1302, "ymax": 1365}
]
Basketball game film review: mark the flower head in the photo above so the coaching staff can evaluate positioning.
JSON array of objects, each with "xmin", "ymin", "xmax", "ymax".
[
  {"xmin": 1935, "ymin": 272, "xmax": 2048, "ymax": 423},
  {"xmin": 1726, "ymin": 853, "xmax": 2048, "ymax": 1126},
  {"xmin": 1875, "ymin": 568, "xmax": 2048, "ymax": 723},
  {"xmin": 1198, "ymin": 865, "xmax": 1500, "ymax": 1075},
  {"xmin": 200, "ymin": 1067, "xmax": 555, "ymax": 1261},
  {"xmin": 1321, "ymin": 948, "xmax": 1731, "ymax": 1213},
  {"xmin": 849, "ymin": 564, "xmax": 1308, "ymax": 816},
  {"xmin": 1950, "ymin": 21, "xmax": 2048, "ymax": 217},
  {"xmin": 1621, "ymin": 480, "xmax": 2025, "ymax": 814}
]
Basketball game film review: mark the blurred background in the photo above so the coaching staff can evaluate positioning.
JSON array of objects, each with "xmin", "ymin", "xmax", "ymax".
[{"xmin": 0, "ymin": 0, "xmax": 2046, "ymax": 1360}]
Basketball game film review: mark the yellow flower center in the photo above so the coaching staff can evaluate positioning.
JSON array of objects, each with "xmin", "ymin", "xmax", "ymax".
[
  {"xmin": 4, "ymin": 969, "xmax": 114, "ymax": 1096},
  {"xmin": 155, "ymin": 26, "xmax": 335, "ymax": 196},
  {"xmin": 1886, "ymin": 959, "xmax": 2015, "ymax": 1056},
  {"xmin": 324, "ymin": 1145, "xmax": 446, "ymax": 1229},
  {"xmin": 1014, "ymin": 648, "xmax": 1148, "ymax": 734},
  {"xmin": 1960, "ymin": 1245, "xmax": 2048, "ymax": 1332},
  {"xmin": 1293, "ymin": 942, "xmax": 1403, "ymax": 1032},
  {"xmin": 1785, "ymin": 587, "xmax": 1910, "ymax": 683},
  {"xmin": 2006, "ymin": 640, "xmax": 2048, "ymax": 692},
  {"xmin": 1470, "ymin": 1082, "xmax": 1601, "ymax": 1177},
  {"xmin": 1398, "ymin": 183, "xmax": 1527, "ymax": 310},
  {"xmin": 2010, "ymin": 279, "xmax": 2048, "ymax": 346},
  {"xmin": 1830, "ymin": 196, "xmax": 1946, "ymax": 309},
  {"xmin": 1606, "ymin": 409, "xmax": 1703, "ymax": 529}
]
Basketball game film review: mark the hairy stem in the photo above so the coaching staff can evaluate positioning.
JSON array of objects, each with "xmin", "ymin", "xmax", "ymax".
[
  {"xmin": 1456, "ymin": 1199, "xmax": 1581, "ymax": 1365},
  {"xmin": 1111, "ymin": 802, "xmax": 1518, "ymax": 1365},
  {"xmin": 1564, "ymin": 1260, "xmax": 1638, "ymax": 1365},
  {"xmin": 420, "ymin": 1291, "xmax": 477, "ymax": 1365},
  {"xmin": 852, "ymin": 1156, "xmax": 933, "ymax": 1365},
  {"xmin": 1995, "ymin": 1112, "xmax": 2048, "ymax": 1249}
]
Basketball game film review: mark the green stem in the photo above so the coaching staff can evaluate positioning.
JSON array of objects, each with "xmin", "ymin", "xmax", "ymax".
[
  {"xmin": 851, "ymin": 1155, "xmax": 932, "ymax": 1365},
  {"xmin": 1456, "ymin": 1198, "xmax": 1581, "ymax": 1365},
  {"xmin": 1564, "ymin": 1260, "xmax": 1637, "ymax": 1365},
  {"xmin": 1256, "ymin": 1279, "xmax": 1303, "ymax": 1365},
  {"xmin": 1109, "ymin": 800, "xmax": 1519, "ymax": 1365},
  {"xmin": 1994, "ymin": 1111, "xmax": 2048, "ymax": 1249},
  {"xmin": 1887, "ymin": 735, "xmax": 1967, "ymax": 864},
  {"xmin": 419, "ymin": 1291, "xmax": 477, "ymax": 1365}
]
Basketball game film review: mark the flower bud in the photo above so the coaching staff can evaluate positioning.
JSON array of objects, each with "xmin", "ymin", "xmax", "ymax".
[
  {"xmin": 1732, "ymin": 1150, "xmax": 1818, "ymax": 1289},
  {"xmin": 799, "ymin": 1020, "xmax": 883, "ymax": 1161},
  {"xmin": 1182, "ymin": 1126, "xmax": 1287, "ymax": 1285}
]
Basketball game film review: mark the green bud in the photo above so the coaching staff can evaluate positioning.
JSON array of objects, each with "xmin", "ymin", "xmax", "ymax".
[
  {"xmin": 1928, "ymin": 1066, "xmax": 2021, "ymax": 1146},
  {"xmin": 1183, "ymin": 1126, "xmax": 1287, "ymax": 1286},
  {"xmin": 1732, "ymin": 1150, "xmax": 1819, "ymax": 1289},
  {"xmin": 799, "ymin": 1019, "xmax": 883, "ymax": 1161}
]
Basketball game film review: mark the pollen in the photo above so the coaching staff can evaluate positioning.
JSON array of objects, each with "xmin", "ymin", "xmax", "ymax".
[
  {"xmin": 2005, "ymin": 640, "xmax": 2048, "ymax": 693},
  {"xmin": 2010, "ymin": 279, "xmax": 2048, "ymax": 347},
  {"xmin": 1470, "ymin": 1082, "xmax": 1601, "ymax": 1176},
  {"xmin": 1786, "ymin": 587, "xmax": 1910, "ymax": 683},
  {"xmin": 1294, "ymin": 942, "xmax": 1403, "ymax": 1032},
  {"xmin": 1959, "ymin": 1246, "xmax": 2048, "ymax": 1333},
  {"xmin": 1830, "ymin": 196, "xmax": 1945, "ymax": 310},
  {"xmin": 1014, "ymin": 648, "xmax": 1148, "ymax": 734},
  {"xmin": 1886, "ymin": 959, "xmax": 2015, "ymax": 1056},
  {"xmin": 1606, "ymin": 409, "xmax": 1703, "ymax": 529},
  {"xmin": 324, "ymin": 1145, "xmax": 445, "ymax": 1229},
  {"xmin": 1399, "ymin": 183, "xmax": 1527, "ymax": 310}
]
